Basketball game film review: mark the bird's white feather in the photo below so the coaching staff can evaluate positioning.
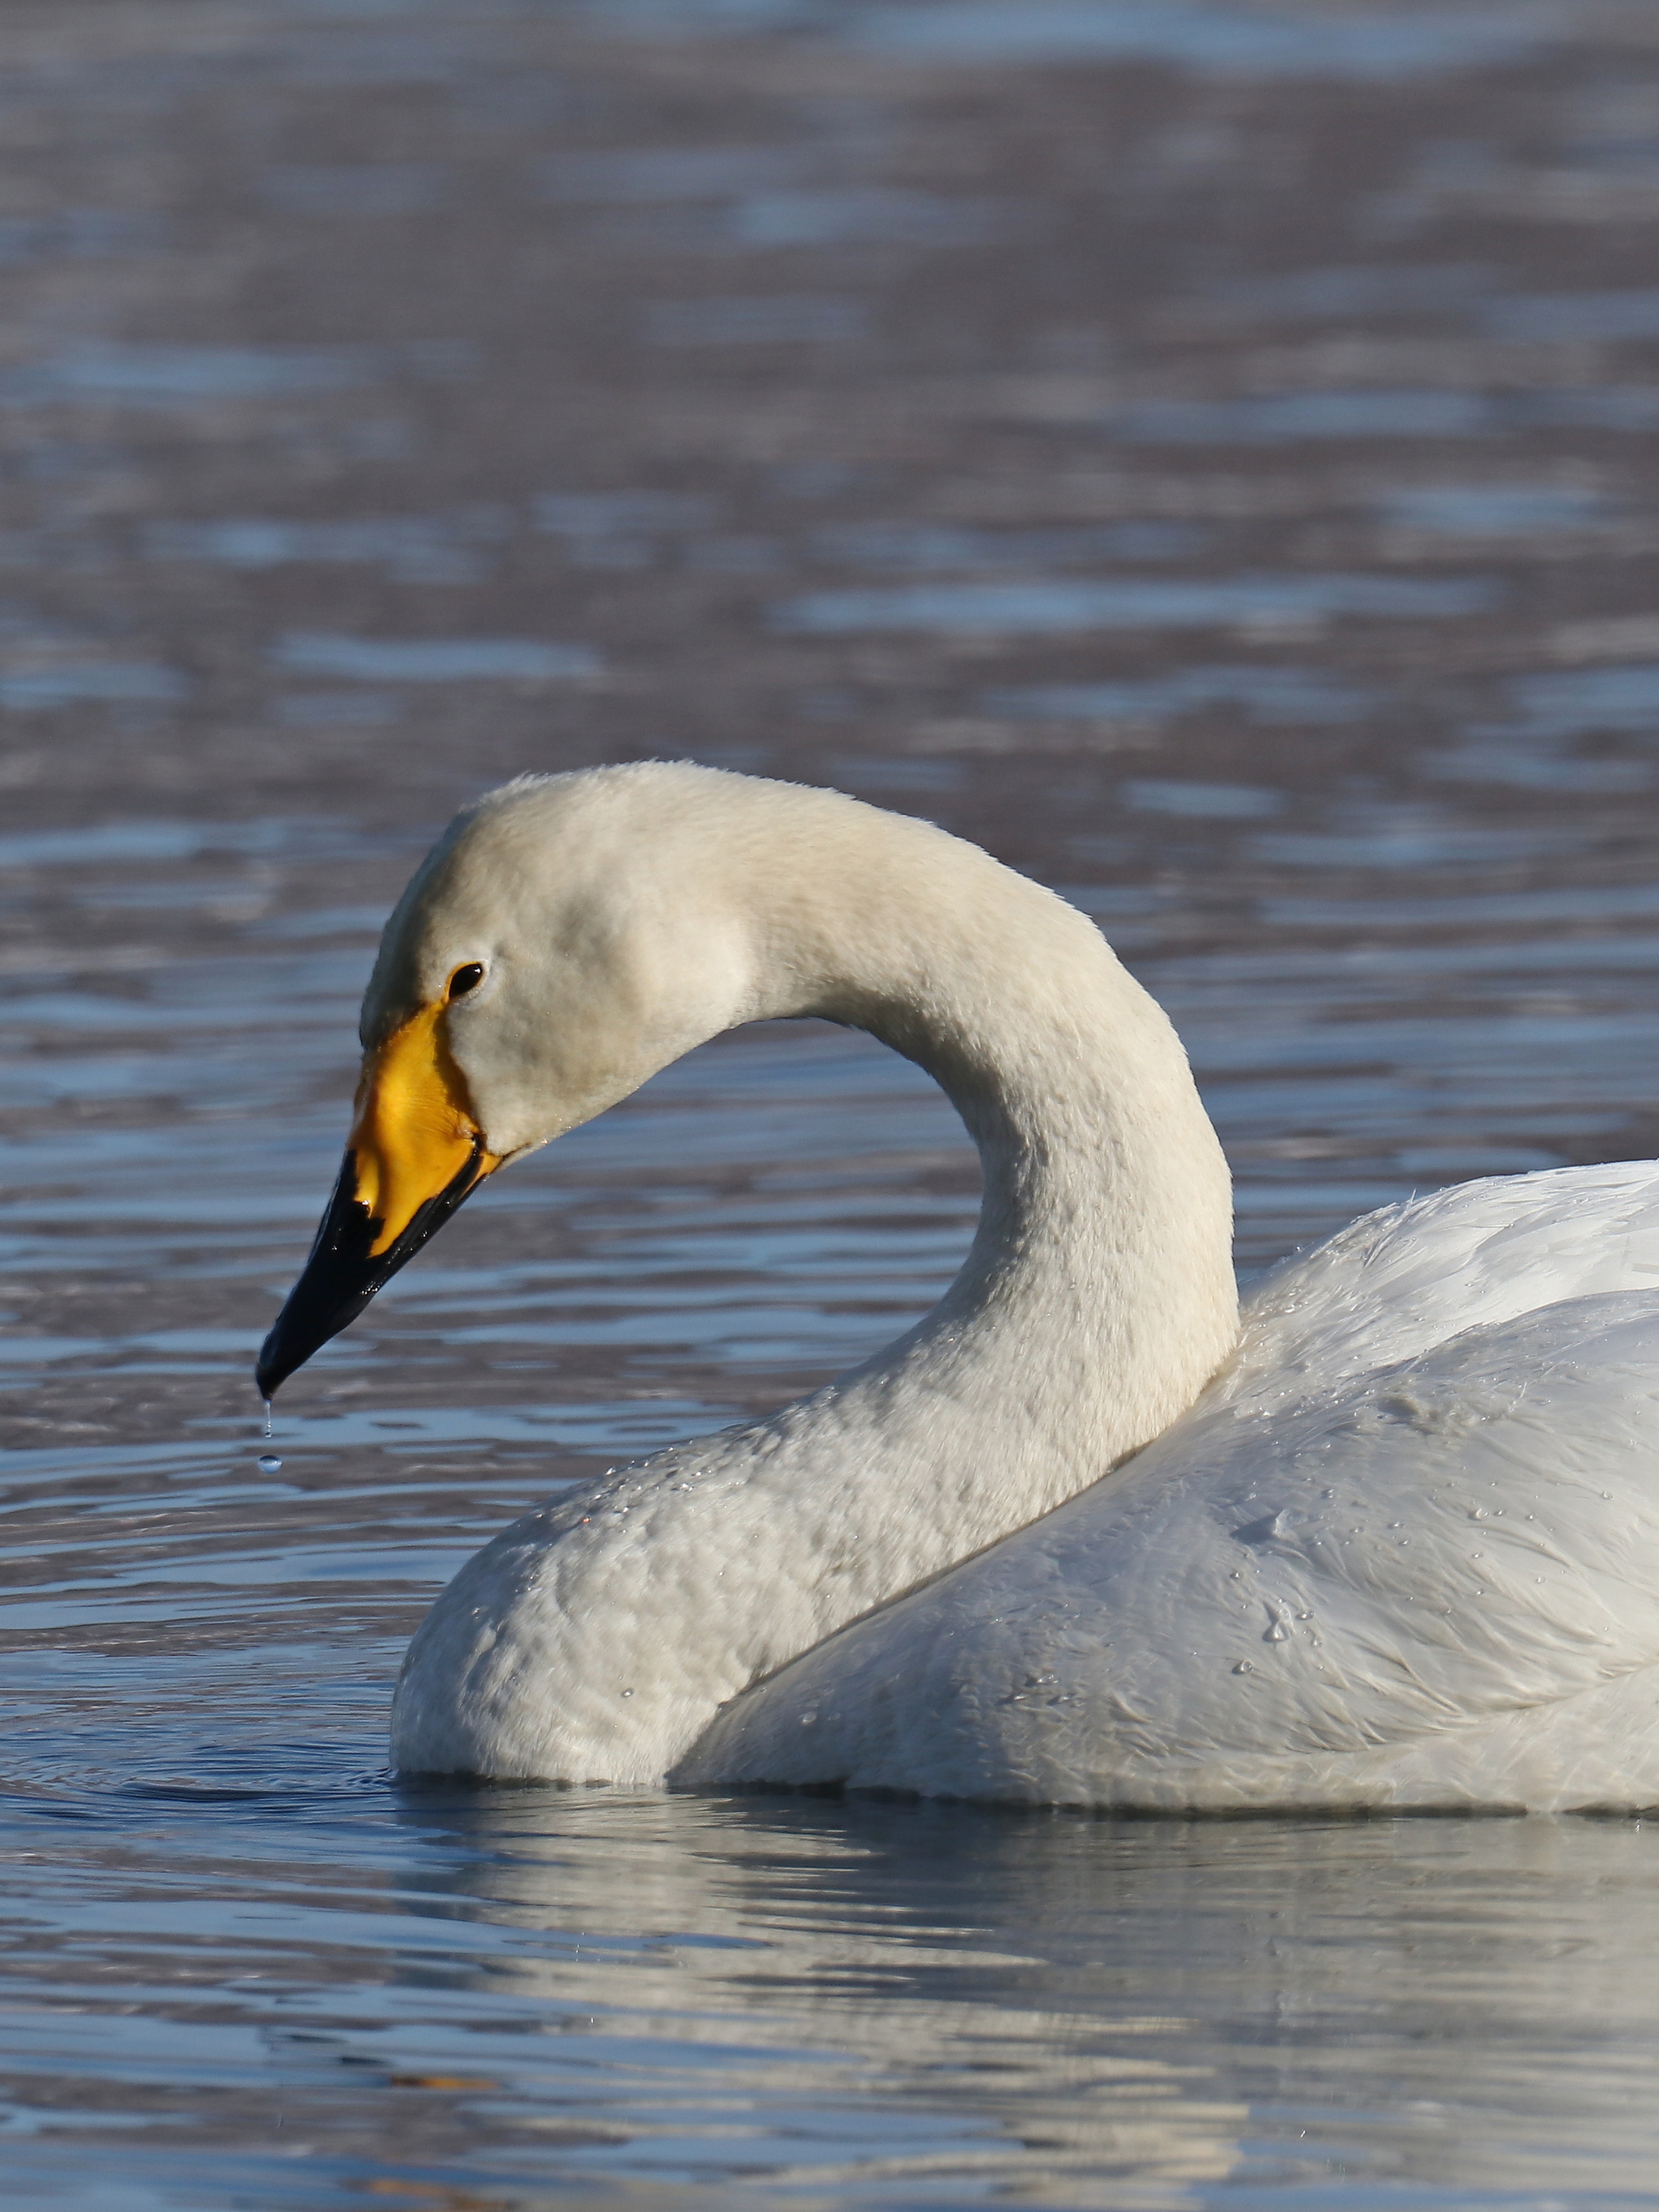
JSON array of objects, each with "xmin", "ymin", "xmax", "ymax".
[
  {"xmin": 373, "ymin": 766, "xmax": 1659, "ymax": 1809},
  {"xmin": 684, "ymin": 1166, "xmax": 1659, "ymax": 1808}
]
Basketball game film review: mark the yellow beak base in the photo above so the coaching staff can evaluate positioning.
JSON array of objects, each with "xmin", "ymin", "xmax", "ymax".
[
  {"xmin": 255, "ymin": 1001, "xmax": 501, "ymax": 1396},
  {"xmin": 351, "ymin": 1001, "xmax": 501, "ymax": 1256}
]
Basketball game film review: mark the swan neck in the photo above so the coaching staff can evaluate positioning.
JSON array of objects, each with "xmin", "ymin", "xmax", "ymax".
[
  {"xmin": 738, "ymin": 807, "xmax": 1239, "ymax": 1467},
  {"xmin": 389, "ymin": 774, "xmax": 1239, "ymax": 1786}
]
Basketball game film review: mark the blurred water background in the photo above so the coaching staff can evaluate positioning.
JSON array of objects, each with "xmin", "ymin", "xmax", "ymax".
[{"xmin": 6, "ymin": 0, "xmax": 1659, "ymax": 2201}]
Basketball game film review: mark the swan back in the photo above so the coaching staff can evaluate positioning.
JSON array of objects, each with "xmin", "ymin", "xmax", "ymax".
[
  {"xmin": 682, "ymin": 1161, "xmax": 1659, "ymax": 1809},
  {"xmin": 1230, "ymin": 1157, "xmax": 1659, "ymax": 1405}
]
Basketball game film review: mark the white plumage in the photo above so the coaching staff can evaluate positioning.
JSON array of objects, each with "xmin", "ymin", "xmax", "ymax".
[
  {"xmin": 685, "ymin": 1164, "xmax": 1659, "ymax": 1809},
  {"xmin": 362, "ymin": 762, "xmax": 1659, "ymax": 1810}
]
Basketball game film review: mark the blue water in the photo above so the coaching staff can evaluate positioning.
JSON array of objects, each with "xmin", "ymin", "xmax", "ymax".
[
  {"xmin": 0, "ymin": 344, "xmax": 474, "ymax": 407},
  {"xmin": 770, "ymin": 573, "xmax": 1498, "ymax": 635},
  {"xmin": 270, "ymin": 635, "xmax": 602, "ymax": 682},
  {"xmin": 642, "ymin": 294, "xmax": 872, "ymax": 343},
  {"xmin": 258, "ymin": 164, "xmax": 449, "ymax": 218},
  {"xmin": 143, "ymin": 511, "xmax": 513, "ymax": 584},
  {"xmin": 1107, "ymin": 387, "xmax": 1659, "ymax": 441},
  {"xmin": 985, "ymin": 667, "xmax": 1378, "ymax": 725}
]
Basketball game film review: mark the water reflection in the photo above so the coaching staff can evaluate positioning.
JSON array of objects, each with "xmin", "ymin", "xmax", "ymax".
[
  {"xmin": 812, "ymin": 518, "xmax": 1202, "ymax": 569},
  {"xmin": 1480, "ymin": 285, "xmax": 1659, "ymax": 339},
  {"xmin": 714, "ymin": 186, "xmax": 1026, "ymax": 248},
  {"xmin": 773, "ymin": 572, "xmax": 1497, "ymax": 635},
  {"xmin": 834, "ymin": 0, "xmax": 1555, "ymax": 76},
  {"xmin": 642, "ymin": 294, "xmax": 870, "ymax": 344},
  {"xmin": 987, "ymin": 666, "xmax": 1377, "ymax": 727},
  {"xmin": 0, "ymin": 209, "xmax": 164, "ymax": 265},
  {"xmin": 0, "ymin": 342, "xmax": 474, "ymax": 407},
  {"xmin": 0, "ymin": 662, "xmax": 189, "ymax": 710},
  {"xmin": 270, "ymin": 634, "xmax": 601, "ymax": 682},
  {"xmin": 144, "ymin": 509, "xmax": 513, "ymax": 585},
  {"xmin": 8, "ymin": 1770, "xmax": 1659, "ymax": 2204},
  {"xmin": 1122, "ymin": 778, "xmax": 1282, "ymax": 819},
  {"xmin": 1108, "ymin": 386, "xmax": 1659, "ymax": 441},
  {"xmin": 1373, "ymin": 483, "xmax": 1618, "ymax": 534},
  {"xmin": 538, "ymin": 145, "xmax": 830, "ymax": 202},
  {"xmin": 258, "ymin": 164, "xmax": 448, "ymax": 219},
  {"xmin": 1192, "ymin": 258, "xmax": 1497, "ymax": 323}
]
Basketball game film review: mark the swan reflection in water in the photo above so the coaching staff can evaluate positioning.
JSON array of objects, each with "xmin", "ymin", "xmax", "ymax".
[{"xmin": 378, "ymin": 1786, "xmax": 1659, "ymax": 2200}]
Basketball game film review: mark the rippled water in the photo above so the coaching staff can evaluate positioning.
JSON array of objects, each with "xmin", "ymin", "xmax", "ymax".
[{"xmin": 8, "ymin": 0, "xmax": 1659, "ymax": 2201}]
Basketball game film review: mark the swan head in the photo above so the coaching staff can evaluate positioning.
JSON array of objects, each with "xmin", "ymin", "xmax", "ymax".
[{"xmin": 257, "ymin": 765, "xmax": 761, "ymax": 1396}]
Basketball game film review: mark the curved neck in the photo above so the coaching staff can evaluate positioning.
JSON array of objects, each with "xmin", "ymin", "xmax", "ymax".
[
  {"xmin": 393, "ymin": 782, "xmax": 1239, "ymax": 1784},
  {"xmin": 736, "ymin": 795, "xmax": 1239, "ymax": 1477}
]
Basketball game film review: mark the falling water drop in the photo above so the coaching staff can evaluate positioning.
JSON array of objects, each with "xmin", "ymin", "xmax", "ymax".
[
  {"xmin": 257, "ymin": 1453, "xmax": 283, "ymax": 1474},
  {"xmin": 262, "ymin": 1400, "xmax": 273, "ymax": 1441}
]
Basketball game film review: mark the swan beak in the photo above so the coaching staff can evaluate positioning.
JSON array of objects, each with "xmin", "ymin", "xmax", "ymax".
[{"xmin": 256, "ymin": 1001, "xmax": 501, "ymax": 1396}]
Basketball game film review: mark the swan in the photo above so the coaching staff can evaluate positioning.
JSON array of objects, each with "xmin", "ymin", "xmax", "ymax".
[{"xmin": 258, "ymin": 761, "xmax": 1659, "ymax": 1811}]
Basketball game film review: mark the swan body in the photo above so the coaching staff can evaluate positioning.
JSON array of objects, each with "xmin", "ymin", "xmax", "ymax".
[
  {"xmin": 685, "ymin": 1164, "xmax": 1659, "ymax": 1811},
  {"xmin": 263, "ymin": 761, "xmax": 1659, "ymax": 1810}
]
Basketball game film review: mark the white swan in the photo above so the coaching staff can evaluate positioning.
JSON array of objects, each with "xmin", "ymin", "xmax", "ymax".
[{"xmin": 258, "ymin": 762, "xmax": 1659, "ymax": 1811}]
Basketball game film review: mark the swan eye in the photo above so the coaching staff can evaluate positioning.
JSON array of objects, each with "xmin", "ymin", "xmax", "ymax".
[{"xmin": 447, "ymin": 962, "xmax": 486, "ymax": 1000}]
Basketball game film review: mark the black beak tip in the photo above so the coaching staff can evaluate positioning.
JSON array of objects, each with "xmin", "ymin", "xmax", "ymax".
[
  {"xmin": 254, "ymin": 1332, "xmax": 288, "ymax": 1403},
  {"xmin": 254, "ymin": 1295, "xmax": 339, "ymax": 1402},
  {"xmin": 256, "ymin": 1140, "xmax": 489, "ymax": 1398}
]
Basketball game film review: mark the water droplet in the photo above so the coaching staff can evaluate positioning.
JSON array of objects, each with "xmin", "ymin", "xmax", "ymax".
[
  {"xmin": 800, "ymin": 1711, "xmax": 818, "ymax": 1726},
  {"xmin": 1265, "ymin": 1618, "xmax": 1289, "ymax": 1643},
  {"xmin": 257, "ymin": 1453, "xmax": 282, "ymax": 1474},
  {"xmin": 1469, "ymin": 1507, "xmax": 1487, "ymax": 1519},
  {"xmin": 1296, "ymin": 1611, "xmax": 1314, "ymax": 1621},
  {"xmin": 621, "ymin": 1688, "xmax": 635, "ymax": 1698},
  {"xmin": 1233, "ymin": 1660, "xmax": 1254, "ymax": 1675},
  {"xmin": 1388, "ymin": 1521, "xmax": 1403, "ymax": 1529},
  {"xmin": 262, "ymin": 1400, "xmax": 273, "ymax": 1440},
  {"xmin": 1321, "ymin": 1487, "xmax": 1335, "ymax": 1500}
]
